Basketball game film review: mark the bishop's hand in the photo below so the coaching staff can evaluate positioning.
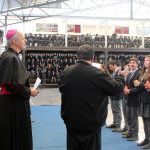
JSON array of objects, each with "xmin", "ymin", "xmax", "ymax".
[{"xmin": 30, "ymin": 87, "xmax": 39, "ymax": 97}]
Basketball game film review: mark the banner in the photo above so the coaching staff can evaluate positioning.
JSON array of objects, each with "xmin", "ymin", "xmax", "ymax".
[
  {"xmin": 67, "ymin": 25, "xmax": 81, "ymax": 33},
  {"xmin": 36, "ymin": 23, "xmax": 58, "ymax": 32},
  {"xmin": 115, "ymin": 26, "xmax": 129, "ymax": 34}
]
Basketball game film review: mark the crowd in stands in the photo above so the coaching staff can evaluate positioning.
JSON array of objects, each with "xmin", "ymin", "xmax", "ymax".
[
  {"xmin": 22, "ymin": 33, "xmax": 150, "ymax": 83},
  {"xmin": 25, "ymin": 52, "xmax": 147, "ymax": 84},
  {"xmin": 107, "ymin": 53, "xmax": 145, "ymax": 68},
  {"xmin": 25, "ymin": 52, "xmax": 78, "ymax": 84},
  {"xmin": 25, "ymin": 33, "xmax": 149, "ymax": 48}
]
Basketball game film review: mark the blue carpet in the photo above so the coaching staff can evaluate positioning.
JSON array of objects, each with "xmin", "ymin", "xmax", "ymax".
[{"xmin": 32, "ymin": 106, "xmax": 141, "ymax": 150}]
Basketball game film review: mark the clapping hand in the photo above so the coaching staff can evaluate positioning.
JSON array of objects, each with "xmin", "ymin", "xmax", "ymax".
[
  {"xmin": 134, "ymin": 80, "xmax": 140, "ymax": 87},
  {"xmin": 145, "ymin": 81, "xmax": 150, "ymax": 89},
  {"xmin": 124, "ymin": 86, "xmax": 130, "ymax": 95},
  {"xmin": 118, "ymin": 66, "xmax": 129, "ymax": 77}
]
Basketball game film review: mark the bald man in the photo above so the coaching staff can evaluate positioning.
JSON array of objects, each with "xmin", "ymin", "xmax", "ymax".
[{"xmin": 0, "ymin": 29, "xmax": 39, "ymax": 150}]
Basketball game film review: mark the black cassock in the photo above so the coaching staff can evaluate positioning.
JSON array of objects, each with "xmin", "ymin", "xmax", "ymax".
[{"xmin": 0, "ymin": 48, "xmax": 32, "ymax": 150}]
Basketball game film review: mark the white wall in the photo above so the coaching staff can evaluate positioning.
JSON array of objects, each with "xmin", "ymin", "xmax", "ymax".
[{"xmin": 4, "ymin": 17, "xmax": 150, "ymax": 36}]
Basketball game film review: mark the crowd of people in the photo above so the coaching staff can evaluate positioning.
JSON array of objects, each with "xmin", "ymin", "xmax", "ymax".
[
  {"xmin": 0, "ymin": 29, "xmax": 150, "ymax": 150},
  {"xmin": 58, "ymin": 45, "xmax": 150, "ymax": 150},
  {"xmin": 25, "ymin": 33, "xmax": 150, "ymax": 48},
  {"xmin": 25, "ymin": 52, "xmax": 78, "ymax": 84},
  {"xmin": 25, "ymin": 52, "xmax": 148, "ymax": 84},
  {"xmin": 26, "ymin": 49, "xmax": 150, "ymax": 149},
  {"xmin": 105, "ymin": 57, "xmax": 150, "ymax": 149}
]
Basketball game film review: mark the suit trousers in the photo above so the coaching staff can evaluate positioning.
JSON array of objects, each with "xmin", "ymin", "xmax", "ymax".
[
  {"xmin": 126, "ymin": 106, "xmax": 139, "ymax": 137},
  {"xmin": 67, "ymin": 127, "xmax": 101, "ymax": 150},
  {"xmin": 122, "ymin": 96, "xmax": 128, "ymax": 129},
  {"xmin": 143, "ymin": 117, "xmax": 150, "ymax": 141},
  {"xmin": 110, "ymin": 99, "xmax": 122, "ymax": 127}
]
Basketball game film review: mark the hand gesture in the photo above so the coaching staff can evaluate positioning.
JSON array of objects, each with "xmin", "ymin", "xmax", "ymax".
[
  {"xmin": 134, "ymin": 80, "xmax": 140, "ymax": 87},
  {"xmin": 145, "ymin": 81, "xmax": 150, "ymax": 89},
  {"xmin": 124, "ymin": 85, "xmax": 130, "ymax": 95}
]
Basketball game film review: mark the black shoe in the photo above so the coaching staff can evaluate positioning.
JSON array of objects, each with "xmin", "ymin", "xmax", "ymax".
[
  {"xmin": 122, "ymin": 133, "xmax": 131, "ymax": 138},
  {"xmin": 137, "ymin": 140, "xmax": 149, "ymax": 146},
  {"xmin": 141, "ymin": 142, "xmax": 150, "ymax": 149},
  {"xmin": 120, "ymin": 128, "xmax": 128, "ymax": 132},
  {"xmin": 122, "ymin": 130, "xmax": 129, "ymax": 135},
  {"xmin": 106, "ymin": 124, "xmax": 116, "ymax": 128},
  {"xmin": 112, "ymin": 127, "xmax": 122, "ymax": 132},
  {"xmin": 127, "ymin": 136, "xmax": 138, "ymax": 141}
]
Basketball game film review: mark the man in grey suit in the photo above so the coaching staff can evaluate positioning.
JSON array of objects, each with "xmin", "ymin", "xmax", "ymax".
[{"xmin": 107, "ymin": 60, "xmax": 123, "ymax": 132}]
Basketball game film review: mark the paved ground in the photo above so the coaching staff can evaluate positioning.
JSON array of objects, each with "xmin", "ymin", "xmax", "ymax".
[
  {"xmin": 30, "ymin": 88, "xmax": 61, "ymax": 105},
  {"xmin": 31, "ymin": 88, "xmax": 144, "ymax": 143}
]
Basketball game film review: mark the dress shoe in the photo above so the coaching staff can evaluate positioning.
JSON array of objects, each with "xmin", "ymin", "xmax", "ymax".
[
  {"xmin": 141, "ymin": 142, "xmax": 150, "ymax": 149},
  {"xmin": 127, "ymin": 136, "xmax": 138, "ymax": 141},
  {"xmin": 137, "ymin": 140, "xmax": 149, "ymax": 146},
  {"xmin": 106, "ymin": 124, "xmax": 116, "ymax": 128},
  {"xmin": 112, "ymin": 127, "xmax": 122, "ymax": 132},
  {"xmin": 122, "ymin": 133, "xmax": 131, "ymax": 138},
  {"xmin": 122, "ymin": 130, "xmax": 129, "ymax": 135},
  {"xmin": 120, "ymin": 128, "xmax": 128, "ymax": 132}
]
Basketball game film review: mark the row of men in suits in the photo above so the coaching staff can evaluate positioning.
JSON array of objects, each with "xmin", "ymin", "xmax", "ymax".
[
  {"xmin": 106, "ymin": 57, "xmax": 150, "ymax": 149},
  {"xmin": 25, "ymin": 33, "xmax": 143, "ymax": 48}
]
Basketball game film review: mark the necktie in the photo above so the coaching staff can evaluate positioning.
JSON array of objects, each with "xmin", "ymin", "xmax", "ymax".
[{"xmin": 129, "ymin": 71, "xmax": 135, "ymax": 80}]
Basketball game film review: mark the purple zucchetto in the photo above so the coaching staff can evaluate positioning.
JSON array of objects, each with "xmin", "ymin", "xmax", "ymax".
[{"xmin": 6, "ymin": 29, "xmax": 17, "ymax": 40}]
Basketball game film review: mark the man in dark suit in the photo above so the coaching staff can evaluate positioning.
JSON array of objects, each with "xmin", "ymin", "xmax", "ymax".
[
  {"xmin": 107, "ymin": 60, "xmax": 123, "ymax": 132},
  {"xmin": 59, "ymin": 45, "xmax": 124, "ymax": 150},
  {"xmin": 123, "ymin": 57, "xmax": 141, "ymax": 141}
]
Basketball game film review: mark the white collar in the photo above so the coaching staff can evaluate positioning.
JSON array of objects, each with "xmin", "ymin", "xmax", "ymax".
[{"xmin": 131, "ymin": 68, "xmax": 138, "ymax": 73}]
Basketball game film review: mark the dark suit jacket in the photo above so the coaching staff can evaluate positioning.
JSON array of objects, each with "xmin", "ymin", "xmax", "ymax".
[
  {"xmin": 126, "ymin": 69, "xmax": 141, "ymax": 107},
  {"xmin": 110, "ymin": 69, "xmax": 124, "ymax": 100},
  {"xmin": 59, "ymin": 61, "xmax": 124, "ymax": 133},
  {"xmin": 138, "ymin": 79, "xmax": 150, "ymax": 104}
]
